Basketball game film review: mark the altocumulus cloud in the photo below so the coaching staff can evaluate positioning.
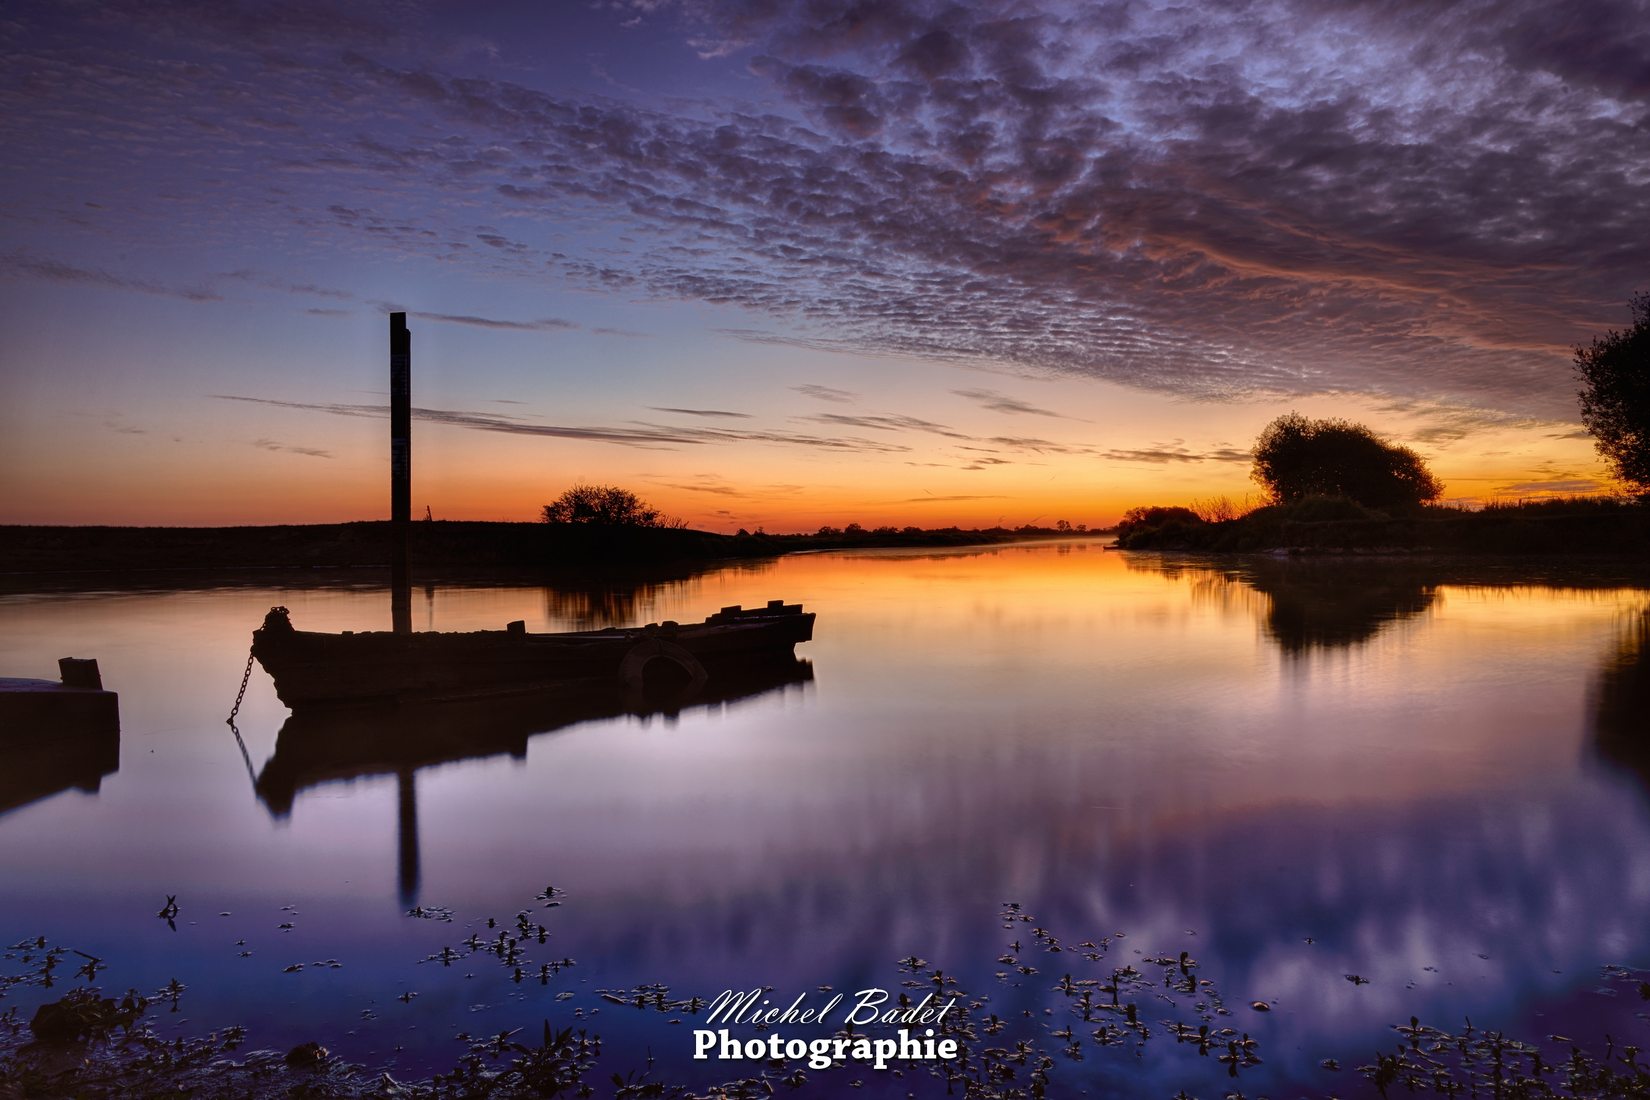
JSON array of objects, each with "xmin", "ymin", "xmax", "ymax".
[{"xmin": 6, "ymin": 0, "xmax": 1648, "ymax": 421}]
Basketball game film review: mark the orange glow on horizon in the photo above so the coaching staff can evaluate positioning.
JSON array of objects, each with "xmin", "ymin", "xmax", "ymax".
[{"xmin": 0, "ymin": 373, "xmax": 1621, "ymax": 530}]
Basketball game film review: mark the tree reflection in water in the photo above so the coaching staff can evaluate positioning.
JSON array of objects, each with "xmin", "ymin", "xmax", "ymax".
[
  {"xmin": 1124, "ymin": 554, "xmax": 1439, "ymax": 653},
  {"xmin": 1591, "ymin": 604, "xmax": 1650, "ymax": 790}
]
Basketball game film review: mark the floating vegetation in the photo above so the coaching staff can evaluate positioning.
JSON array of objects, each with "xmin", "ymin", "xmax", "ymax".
[
  {"xmin": 1359, "ymin": 1004, "xmax": 1650, "ymax": 1098},
  {"xmin": 4, "ymin": 898, "xmax": 1650, "ymax": 1098},
  {"xmin": 407, "ymin": 905, "xmax": 454, "ymax": 923}
]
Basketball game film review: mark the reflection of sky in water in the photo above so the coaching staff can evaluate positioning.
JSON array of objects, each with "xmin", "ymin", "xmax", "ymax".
[{"xmin": 1, "ymin": 544, "xmax": 1648, "ymax": 1093}]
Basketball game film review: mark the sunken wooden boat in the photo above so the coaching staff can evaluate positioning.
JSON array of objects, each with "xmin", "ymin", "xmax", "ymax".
[{"xmin": 251, "ymin": 601, "xmax": 815, "ymax": 711}]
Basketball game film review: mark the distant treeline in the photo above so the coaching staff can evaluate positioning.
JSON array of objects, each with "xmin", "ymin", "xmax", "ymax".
[
  {"xmin": 1114, "ymin": 494, "xmax": 1650, "ymax": 555},
  {"xmin": 752, "ymin": 521, "xmax": 1099, "ymax": 551},
  {"xmin": 0, "ymin": 520, "xmax": 1103, "ymax": 578}
]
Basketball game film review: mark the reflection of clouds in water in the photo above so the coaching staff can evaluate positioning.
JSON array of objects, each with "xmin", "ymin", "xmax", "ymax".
[
  {"xmin": 6, "ymin": 551, "xmax": 1648, "ymax": 1092},
  {"xmin": 535, "ymin": 767, "xmax": 1650, "ymax": 1090}
]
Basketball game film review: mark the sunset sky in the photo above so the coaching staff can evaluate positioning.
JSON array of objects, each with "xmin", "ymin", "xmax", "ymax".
[{"xmin": 3, "ymin": 0, "xmax": 1646, "ymax": 531}]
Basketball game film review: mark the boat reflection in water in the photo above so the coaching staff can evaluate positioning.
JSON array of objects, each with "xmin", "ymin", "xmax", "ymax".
[
  {"xmin": 253, "ymin": 655, "xmax": 814, "ymax": 903},
  {"xmin": 0, "ymin": 658, "xmax": 120, "ymax": 818},
  {"xmin": 0, "ymin": 729, "xmax": 119, "ymax": 818}
]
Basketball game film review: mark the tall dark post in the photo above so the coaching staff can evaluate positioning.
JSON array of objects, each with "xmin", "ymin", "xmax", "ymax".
[{"xmin": 390, "ymin": 313, "xmax": 412, "ymax": 634}]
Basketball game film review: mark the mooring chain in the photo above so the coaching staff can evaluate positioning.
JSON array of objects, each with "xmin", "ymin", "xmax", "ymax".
[{"xmin": 226, "ymin": 644, "xmax": 256, "ymax": 724}]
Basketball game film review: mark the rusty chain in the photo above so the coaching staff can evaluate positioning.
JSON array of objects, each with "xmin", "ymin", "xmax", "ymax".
[{"xmin": 226, "ymin": 644, "xmax": 256, "ymax": 724}]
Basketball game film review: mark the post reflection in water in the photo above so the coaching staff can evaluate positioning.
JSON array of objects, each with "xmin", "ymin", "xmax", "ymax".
[
  {"xmin": 0, "ymin": 542, "xmax": 1647, "ymax": 1093},
  {"xmin": 252, "ymin": 656, "xmax": 816, "ymax": 906},
  {"xmin": 396, "ymin": 769, "xmax": 419, "ymax": 907}
]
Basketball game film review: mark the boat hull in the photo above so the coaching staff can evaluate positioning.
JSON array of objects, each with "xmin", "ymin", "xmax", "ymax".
[{"xmin": 251, "ymin": 602, "xmax": 814, "ymax": 710}]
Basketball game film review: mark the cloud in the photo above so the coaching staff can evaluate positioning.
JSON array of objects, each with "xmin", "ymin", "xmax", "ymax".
[
  {"xmin": 795, "ymin": 410, "xmax": 1255, "ymax": 465},
  {"xmin": 646, "ymin": 476, "xmax": 811, "ymax": 504},
  {"xmin": 793, "ymin": 384, "xmax": 859, "ymax": 403},
  {"xmin": 1494, "ymin": 478, "xmax": 1608, "ymax": 495},
  {"xmin": 408, "ymin": 311, "xmax": 577, "ymax": 332},
  {"xmin": 1371, "ymin": 398, "xmax": 1580, "ymax": 446},
  {"xmin": 648, "ymin": 407, "xmax": 753, "ymax": 419},
  {"xmin": 212, "ymin": 394, "xmax": 912, "ymax": 453},
  {"xmin": 800, "ymin": 412, "xmax": 971, "ymax": 439},
  {"xmin": 253, "ymin": 437, "xmax": 332, "ymax": 458},
  {"xmin": 659, "ymin": 482, "xmax": 744, "ymax": 496},
  {"xmin": 10, "ymin": 0, "xmax": 1648, "ymax": 424},
  {"xmin": 222, "ymin": 270, "xmax": 355, "ymax": 300},
  {"xmin": 893, "ymin": 494, "xmax": 1012, "ymax": 503},
  {"xmin": 952, "ymin": 388, "xmax": 1074, "ymax": 419},
  {"xmin": 2, "ymin": 252, "xmax": 220, "ymax": 302},
  {"xmin": 1099, "ymin": 446, "xmax": 1252, "ymax": 465}
]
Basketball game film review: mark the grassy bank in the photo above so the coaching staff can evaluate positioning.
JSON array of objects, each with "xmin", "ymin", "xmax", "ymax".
[{"xmin": 1114, "ymin": 495, "xmax": 1650, "ymax": 554}]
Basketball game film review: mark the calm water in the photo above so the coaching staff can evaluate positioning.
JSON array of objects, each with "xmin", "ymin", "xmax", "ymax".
[{"xmin": 2, "ymin": 541, "xmax": 1648, "ymax": 1095}]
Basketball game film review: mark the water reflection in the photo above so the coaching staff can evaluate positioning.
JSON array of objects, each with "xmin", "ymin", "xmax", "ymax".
[
  {"xmin": 540, "ymin": 559, "xmax": 780, "ymax": 629},
  {"xmin": 255, "ymin": 660, "xmax": 815, "ymax": 816},
  {"xmin": 254, "ymin": 658, "xmax": 814, "ymax": 903},
  {"xmin": 2, "ymin": 544, "xmax": 1649, "ymax": 1094},
  {"xmin": 0, "ymin": 729, "xmax": 119, "ymax": 817},
  {"xmin": 1126, "ymin": 554, "xmax": 1439, "ymax": 651},
  {"xmin": 1591, "ymin": 605, "xmax": 1650, "ymax": 790}
]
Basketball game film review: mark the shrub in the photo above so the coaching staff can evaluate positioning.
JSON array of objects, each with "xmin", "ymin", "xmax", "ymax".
[
  {"xmin": 1115, "ymin": 505, "xmax": 1205, "ymax": 548},
  {"xmin": 1252, "ymin": 413, "xmax": 1442, "ymax": 510},
  {"xmin": 541, "ymin": 485, "xmax": 664, "ymax": 526}
]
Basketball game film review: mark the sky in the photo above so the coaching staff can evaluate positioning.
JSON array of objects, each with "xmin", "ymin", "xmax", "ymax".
[{"xmin": 2, "ymin": 0, "xmax": 1647, "ymax": 531}]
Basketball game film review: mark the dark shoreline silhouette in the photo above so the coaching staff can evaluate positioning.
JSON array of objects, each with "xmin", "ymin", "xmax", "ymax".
[
  {"xmin": 1117, "ymin": 494, "xmax": 1650, "ymax": 554},
  {"xmin": 0, "ymin": 521, "xmax": 1102, "ymax": 589}
]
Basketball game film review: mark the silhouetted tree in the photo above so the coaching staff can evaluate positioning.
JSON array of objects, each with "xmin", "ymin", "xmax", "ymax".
[
  {"xmin": 1114, "ymin": 505, "xmax": 1204, "ymax": 548},
  {"xmin": 541, "ymin": 484, "xmax": 664, "ymax": 526},
  {"xmin": 1575, "ymin": 292, "xmax": 1650, "ymax": 491},
  {"xmin": 1251, "ymin": 413, "xmax": 1441, "ymax": 509}
]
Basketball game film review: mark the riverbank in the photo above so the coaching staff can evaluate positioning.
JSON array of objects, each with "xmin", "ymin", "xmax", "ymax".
[
  {"xmin": 1114, "ymin": 494, "xmax": 1650, "ymax": 554},
  {"xmin": 0, "ymin": 521, "xmax": 1101, "ymax": 585}
]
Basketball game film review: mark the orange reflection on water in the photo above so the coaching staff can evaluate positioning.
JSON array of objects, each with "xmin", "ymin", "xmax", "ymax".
[{"xmin": 2, "ymin": 542, "xmax": 1648, "ymax": 1086}]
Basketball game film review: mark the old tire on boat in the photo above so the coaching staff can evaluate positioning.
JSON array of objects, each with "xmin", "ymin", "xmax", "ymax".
[{"xmin": 620, "ymin": 638, "xmax": 708, "ymax": 700}]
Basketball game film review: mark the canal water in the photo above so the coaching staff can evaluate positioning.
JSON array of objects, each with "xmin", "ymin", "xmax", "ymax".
[{"xmin": 2, "ymin": 541, "xmax": 1647, "ymax": 1095}]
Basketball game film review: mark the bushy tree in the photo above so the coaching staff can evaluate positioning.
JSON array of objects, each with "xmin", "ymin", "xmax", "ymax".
[
  {"xmin": 1114, "ymin": 505, "xmax": 1204, "ymax": 547},
  {"xmin": 541, "ymin": 484, "xmax": 664, "ymax": 526},
  {"xmin": 1251, "ymin": 413, "xmax": 1441, "ymax": 510},
  {"xmin": 1575, "ymin": 292, "xmax": 1650, "ymax": 491}
]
